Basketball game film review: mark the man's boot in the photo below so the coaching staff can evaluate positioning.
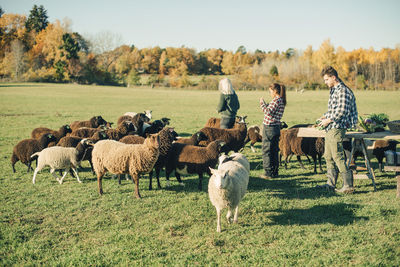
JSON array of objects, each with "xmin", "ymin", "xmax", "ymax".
[
  {"xmin": 316, "ymin": 168, "xmax": 338, "ymax": 190},
  {"xmin": 335, "ymin": 170, "xmax": 355, "ymax": 194}
]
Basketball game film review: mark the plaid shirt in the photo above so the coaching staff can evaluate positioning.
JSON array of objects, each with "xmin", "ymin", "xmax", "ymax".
[
  {"xmin": 324, "ymin": 82, "xmax": 358, "ymax": 131},
  {"xmin": 260, "ymin": 96, "xmax": 285, "ymax": 126}
]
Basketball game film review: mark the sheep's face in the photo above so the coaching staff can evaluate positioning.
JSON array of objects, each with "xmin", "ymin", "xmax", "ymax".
[
  {"xmin": 196, "ymin": 132, "xmax": 208, "ymax": 143},
  {"xmin": 124, "ymin": 121, "xmax": 136, "ymax": 132},
  {"xmin": 140, "ymin": 113, "xmax": 151, "ymax": 123},
  {"xmin": 236, "ymin": 115, "xmax": 247, "ymax": 124},
  {"xmin": 144, "ymin": 110, "xmax": 152, "ymax": 121},
  {"xmin": 167, "ymin": 128, "xmax": 178, "ymax": 141},
  {"xmin": 146, "ymin": 134, "xmax": 160, "ymax": 149},
  {"xmin": 210, "ymin": 168, "xmax": 229, "ymax": 189},
  {"xmin": 63, "ymin": 125, "xmax": 72, "ymax": 134},
  {"xmin": 96, "ymin": 116, "xmax": 107, "ymax": 127},
  {"xmin": 161, "ymin": 117, "xmax": 171, "ymax": 126},
  {"xmin": 46, "ymin": 134, "xmax": 57, "ymax": 142},
  {"xmin": 216, "ymin": 141, "xmax": 227, "ymax": 154},
  {"xmin": 81, "ymin": 139, "xmax": 95, "ymax": 147}
]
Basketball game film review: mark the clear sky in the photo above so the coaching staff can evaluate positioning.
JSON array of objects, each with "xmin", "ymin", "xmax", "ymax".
[{"xmin": 2, "ymin": 0, "xmax": 400, "ymax": 52}]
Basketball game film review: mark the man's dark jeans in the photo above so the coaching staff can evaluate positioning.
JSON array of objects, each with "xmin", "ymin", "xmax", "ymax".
[
  {"xmin": 262, "ymin": 124, "xmax": 281, "ymax": 176},
  {"xmin": 220, "ymin": 116, "xmax": 235, "ymax": 129}
]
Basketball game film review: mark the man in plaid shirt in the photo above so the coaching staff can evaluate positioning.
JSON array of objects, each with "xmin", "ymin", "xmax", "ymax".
[{"xmin": 317, "ymin": 66, "xmax": 358, "ymax": 193}]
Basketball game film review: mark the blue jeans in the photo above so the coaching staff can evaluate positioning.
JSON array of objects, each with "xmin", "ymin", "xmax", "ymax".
[{"xmin": 262, "ymin": 124, "xmax": 281, "ymax": 176}]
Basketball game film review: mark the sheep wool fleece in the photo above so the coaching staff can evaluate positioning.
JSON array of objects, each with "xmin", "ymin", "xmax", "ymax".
[{"xmin": 92, "ymin": 140, "xmax": 159, "ymax": 175}]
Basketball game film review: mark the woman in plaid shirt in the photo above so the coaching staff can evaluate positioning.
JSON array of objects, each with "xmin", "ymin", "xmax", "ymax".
[
  {"xmin": 317, "ymin": 66, "xmax": 358, "ymax": 193},
  {"xmin": 259, "ymin": 83, "xmax": 286, "ymax": 179}
]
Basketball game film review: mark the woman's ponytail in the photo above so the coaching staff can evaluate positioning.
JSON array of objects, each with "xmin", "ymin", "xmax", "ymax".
[
  {"xmin": 280, "ymin": 84, "xmax": 286, "ymax": 106},
  {"xmin": 270, "ymin": 83, "xmax": 287, "ymax": 106}
]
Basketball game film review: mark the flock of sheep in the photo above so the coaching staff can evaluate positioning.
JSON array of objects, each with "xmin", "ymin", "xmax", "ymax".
[{"xmin": 10, "ymin": 111, "xmax": 397, "ymax": 232}]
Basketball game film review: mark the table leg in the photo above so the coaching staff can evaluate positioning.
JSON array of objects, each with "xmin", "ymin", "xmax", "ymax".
[
  {"xmin": 347, "ymin": 138, "xmax": 356, "ymax": 168},
  {"xmin": 360, "ymin": 139, "xmax": 377, "ymax": 191}
]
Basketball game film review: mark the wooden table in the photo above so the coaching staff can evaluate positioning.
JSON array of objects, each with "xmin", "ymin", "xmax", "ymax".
[{"xmin": 298, "ymin": 128, "xmax": 400, "ymax": 192}]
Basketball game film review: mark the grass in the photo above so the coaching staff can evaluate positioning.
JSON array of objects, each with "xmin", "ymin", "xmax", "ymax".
[{"xmin": 0, "ymin": 83, "xmax": 400, "ymax": 266}]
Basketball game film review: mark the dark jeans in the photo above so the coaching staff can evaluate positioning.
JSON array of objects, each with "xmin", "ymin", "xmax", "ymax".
[
  {"xmin": 220, "ymin": 116, "xmax": 235, "ymax": 129},
  {"xmin": 262, "ymin": 124, "xmax": 281, "ymax": 177}
]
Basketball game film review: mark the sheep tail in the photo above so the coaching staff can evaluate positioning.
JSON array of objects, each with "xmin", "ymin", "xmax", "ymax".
[{"xmin": 30, "ymin": 152, "xmax": 40, "ymax": 159}]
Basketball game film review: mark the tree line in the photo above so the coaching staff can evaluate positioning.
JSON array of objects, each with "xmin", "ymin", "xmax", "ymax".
[{"xmin": 1, "ymin": 5, "xmax": 399, "ymax": 90}]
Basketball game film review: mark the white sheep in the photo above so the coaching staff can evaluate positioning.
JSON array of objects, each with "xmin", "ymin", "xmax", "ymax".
[
  {"xmin": 31, "ymin": 139, "xmax": 93, "ymax": 184},
  {"xmin": 208, "ymin": 153, "xmax": 250, "ymax": 232},
  {"xmin": 92, "ymin": 134, "xmax": 160, "ymax": 199}
]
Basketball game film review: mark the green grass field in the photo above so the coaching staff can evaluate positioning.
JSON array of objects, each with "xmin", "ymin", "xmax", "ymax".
[{"xmin": 1, "ymin": 83, "xmax": 399, "ymax": 266}]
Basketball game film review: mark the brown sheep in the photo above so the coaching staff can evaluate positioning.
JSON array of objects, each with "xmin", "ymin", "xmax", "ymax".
[
  {"xmin": 204, "ymin": 115, "xmax": 247, "ymax": 128},
  {"xmin": 70, "ymin": 116, "xmax": 108, "ymax": 131},
  {"xmin": 31, "ymin": 125, "xmax": 72, "ymax": 141},
  {"xmin": 11, "ymin": 133, "xmax": 57, "ymax": 173},
  {"xmin": 103, "ymin": 121, "xmax": 136, "ymax": 140},
  {"xmin": 117, "ymin": 115, "xmax": 134, "ymax": 126},
  {"xmin": 199, "ymin": 121, "xmax": 247, "ymax": 154},
  {"xmin": 166, "ymin": 140, "xmax": 226, "ymax": 190},
  {"xmin": 242, "ymin": 122, "xmax": 288, "ymax": 153},
  {"xmin": 175, "ymin": 131, "xmax": 208, "ymax": 145},
  {"xmin": 279, "ymin": 128, "xmax": 324, "ymax": 174},
  {"xmin": 147, "ymin": 128, "xmax": 178, "ymax": 190},
  {"xmin": 119, "ymin": 135, "xmax": 145, "ymax": 145},
  {"xmin": 69, "ymin": 126, "xmax": 108, "ymax": 138}
]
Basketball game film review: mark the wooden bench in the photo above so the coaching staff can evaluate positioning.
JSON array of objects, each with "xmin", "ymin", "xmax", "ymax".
[{"xmin": 384, "ymin": 166, "xmax": 400, "ymax": 198}]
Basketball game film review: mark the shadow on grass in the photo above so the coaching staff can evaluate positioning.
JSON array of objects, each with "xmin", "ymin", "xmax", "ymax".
[
  {"xmin": 267, "ymin": 203, "xmax": 368, "ymax": 226},
  {"xmin": 248, "ymin": 173, "xmax": 339, "ymax": 200},
  {"xmin": 0, "ymin": 84, "xmax": 41, "ymax": 88}
]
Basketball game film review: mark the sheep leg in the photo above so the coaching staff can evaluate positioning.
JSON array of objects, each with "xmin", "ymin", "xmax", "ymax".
[
  {"xmin": 226, "ymin": 209, "xmax": 233, "ymax": 224},
  {"xmin": 312, "ymin": 155, "xmax": 317, "ymax": 174},
  {"xmin": 318, "ymin": 154, "xmax": 323, "ymax": 173},
  {"xmin": 155, "ymin": 167, "xmax": 162, "ymax": 189},
  {"xmin": 131, "ymin": 174, "xmax": 141, "ymax": 199},
  {"xmin": 233, "ymin": 205, "xmax": 239, "ymax": 224},
  {"xmin": 97, "ymin": 172, "xmax": 105, "ymax": 195},
  {"xmin": 175, "ymin": 172, "xmax": 184, "ymax": 187},
  {"xmin": 165, "ymin": 170, "xmax": 171, "ymax": 187},
  {"xmin": 216, "ymin": 208, "xmax": 222, "ymax": 233},
  {"xmin": 148, "ymin": 169, "xmax": 154, "ymax": 190},
  {"xmin": 297, "ymin": 156, "xmax": 305, "ymax": 169},
  {"xmin": 58, "ymin": 168, "xmax": 69, "ymax": 184},
  {"xmin": 32, "ymin": 167, "xmax": 41, "ymax": 184},
  {"xmin": 198, "ymin": 173, "xmax": 203, "ymax": 191},
  {"xmin": 27, "ymin": 161, "xmax": 32, "ymax": 173},
  {"xmin": 11, "ymin": 153, "xmax": 18, "ymax": 173},
  {"xmin": 72, "ymin": 168, "xmax": 82, "ymax": 183},
  {"xmin": 89, "ymin": 159, "xmax": 95, "ymax": 174},
  {"xmin": 50, "ymin": 168, "xmax": 59, "ymax": 180}
]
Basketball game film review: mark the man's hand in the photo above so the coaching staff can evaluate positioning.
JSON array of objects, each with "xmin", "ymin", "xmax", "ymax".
[{"xmin": 319, "ymin": 118, "xmax": 332, "ymax": 127}]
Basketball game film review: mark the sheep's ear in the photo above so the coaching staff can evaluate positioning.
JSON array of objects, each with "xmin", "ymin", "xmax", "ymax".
[{"xmin": 209, "ymin": 167, "xmax": 216, "ymax": 175}]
